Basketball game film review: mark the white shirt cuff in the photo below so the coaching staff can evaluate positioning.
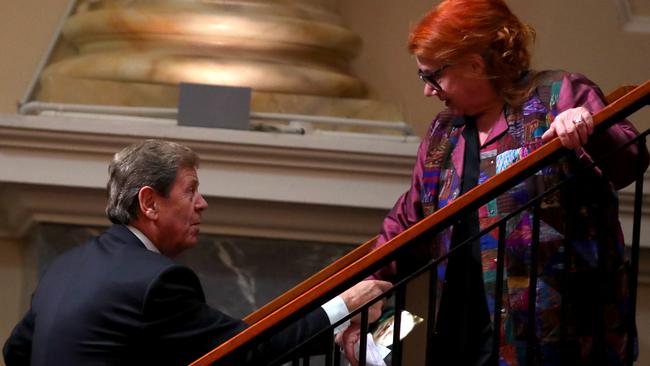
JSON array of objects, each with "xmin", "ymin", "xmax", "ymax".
[{"xmin": 321, "ymin": 295, "xmax": 350, "ymax": 334}]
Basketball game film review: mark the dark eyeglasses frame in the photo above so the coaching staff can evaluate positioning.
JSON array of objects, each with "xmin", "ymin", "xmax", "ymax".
[{"xmin": 418, "ymin": 65, "xmax": 449, "ymax": 93}]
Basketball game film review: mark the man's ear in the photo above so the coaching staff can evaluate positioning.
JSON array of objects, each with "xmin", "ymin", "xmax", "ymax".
[{"xmin": 138, "ymin": 186, "xmax": 159, "ymax": 220}]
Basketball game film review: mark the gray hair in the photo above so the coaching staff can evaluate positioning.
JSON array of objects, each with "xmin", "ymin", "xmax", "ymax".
[{"xmin": 106, "ymin": 139, "xmax": 199, "ymax": 225}]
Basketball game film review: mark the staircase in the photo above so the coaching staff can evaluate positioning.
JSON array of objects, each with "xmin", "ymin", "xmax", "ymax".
[{"xmin": 191, "ymin": 81, "xmax": 650, "ymax": 366}]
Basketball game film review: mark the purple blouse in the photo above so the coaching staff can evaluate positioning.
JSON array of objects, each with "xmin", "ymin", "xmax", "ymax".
[
  {"xmin": 376, "ymin": 73, "xmax": 645, "ymax": 253},
  {"xmin": 371, "ymin": 72, "xmax": 649, "ymax": 365}
]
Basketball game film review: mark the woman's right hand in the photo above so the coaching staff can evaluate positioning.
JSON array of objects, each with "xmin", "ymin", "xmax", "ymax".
[{"xmin": 541, "ymin": 106, "xmax": 594, "ymax": 149}]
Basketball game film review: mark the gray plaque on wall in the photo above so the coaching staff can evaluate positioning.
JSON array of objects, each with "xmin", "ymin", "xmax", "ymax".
[{"xmin": 178, "ymin": 83, "xmax": 251, "ymax": 130}]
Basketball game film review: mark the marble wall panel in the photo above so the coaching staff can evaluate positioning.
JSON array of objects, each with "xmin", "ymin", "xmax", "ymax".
[{"xmin": 29, "ymin": 223, "xmax": 354, "ymax": 319}]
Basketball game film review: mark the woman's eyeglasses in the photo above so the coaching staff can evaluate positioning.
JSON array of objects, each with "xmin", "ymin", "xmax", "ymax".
[{"xmin": 418, "ymin": 65, "xmax": 449, "ymax": 93}]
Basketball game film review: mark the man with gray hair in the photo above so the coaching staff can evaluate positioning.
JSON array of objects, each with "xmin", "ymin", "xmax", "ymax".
[{"xmin": 3, "ymin": 139, "xmax": 390, "ymax": 365}]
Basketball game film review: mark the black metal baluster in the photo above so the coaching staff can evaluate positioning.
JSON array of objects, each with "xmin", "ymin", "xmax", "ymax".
[
  {"xmin": 391, "ymin": 285, "xmax": 406, "ymax": 366},
  {"xmin": 558, "ymin": 240, "xmax": 568, "ymax": 365},
  {"xmin": 594, "ymin": 183, "xmax": 608, "ymax": 364},
  {"xmin": 425, "ymin": 265, "xmax": 439, "ymax": 366},
  {"xmin": 261, "ymin": 129, "xmax": 648, "ymax": 366},
  {"xmin": 325, "ymin": 331, "xmax": 334, "ymax": 366},
  {"xmin": 358, "ymin": 308, "xmax": 369, "ymax": 366},
  {"xmin": 627, "ymin": 137, "xmax": 646, "ymax": 365},
  {"xmin": 334, "ymin": 338, "xmax": 341, "ymax": 366},
  {"xmin": 527, "ymin": 203, "xmax": 541, "ymax": 366},
  {"xmin": 492, "ymin": 221, "xmax": 507, "ymax": 365}
]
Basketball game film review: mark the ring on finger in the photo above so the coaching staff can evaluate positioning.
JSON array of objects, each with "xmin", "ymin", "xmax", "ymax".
[{"xmin": 572, "ymin": 116, "xmax": 585, "ymax": 127}]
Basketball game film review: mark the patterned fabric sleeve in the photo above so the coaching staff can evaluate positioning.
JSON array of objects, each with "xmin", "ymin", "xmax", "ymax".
[
  {"xmin": 370, "ymin": 119, "xmax": 435, "ymax": 281},
  {"xmin": 557, "ymin": 73, "xmax": 650, "ymax": 189}
]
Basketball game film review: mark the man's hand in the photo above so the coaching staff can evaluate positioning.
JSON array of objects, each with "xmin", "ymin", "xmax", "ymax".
[
  {"xmin": 340, "ymin": 280, "xmax": 392, "ymax": 323},
  {"xmin": 336, "ymin": 323, "xmax": 361, "ymax": 366},
  {"xmin": 336, "ymin": 280, "xmax": 391, "ymax": 366}
]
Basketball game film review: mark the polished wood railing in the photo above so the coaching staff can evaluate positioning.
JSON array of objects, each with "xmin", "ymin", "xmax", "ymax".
[{"xmin": 191, "ymin": 80, "xmax": 650, "ymax": 366}]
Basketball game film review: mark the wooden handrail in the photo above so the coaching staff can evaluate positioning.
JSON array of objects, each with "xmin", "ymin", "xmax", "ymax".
[{"xmin": 190, "ymin": 80, "xmax": 649, "ymax": 366}]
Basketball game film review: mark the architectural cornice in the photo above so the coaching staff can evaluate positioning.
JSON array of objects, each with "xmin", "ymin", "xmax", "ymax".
[
  {"xmin": 612, "ymin": 0, "xmax": 650, "ymax": 33},
  {"xmin": 0, "ymin": 113, "xmax": 418, "ymax": 243},
  {"xmin": 1, "ymin": 113, "xmax": 647, "ymax": 247}
]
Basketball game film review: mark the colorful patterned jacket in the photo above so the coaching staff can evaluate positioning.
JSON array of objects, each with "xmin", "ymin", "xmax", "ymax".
[{"xmin": 373, "ymin": 71, "xmax": 649, "ymax": 365}]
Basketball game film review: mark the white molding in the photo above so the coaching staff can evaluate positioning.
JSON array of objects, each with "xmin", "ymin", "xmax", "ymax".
[
  {"xmin": 0, "ymin": 184, "xmax": 388, "ymax": 244},
  {"xmin": 1, "ymin": 113, "xmax": 647, "ymax": 247},
  {"xmin": 611, "ymin": 0, "xmax": 650, "ymax": 33},
  {"xmin": 0, "ymin": 113, "xmax": 418, "ymax": 208},
  {"xmin": 0, "ymin": 113, "xmax": 419, "ymax": 243}
]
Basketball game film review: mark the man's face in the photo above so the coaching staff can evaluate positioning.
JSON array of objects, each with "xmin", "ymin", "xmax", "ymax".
[{"xmin": 155, "ymin": 166, "xmax": 208, "ymax": 257}]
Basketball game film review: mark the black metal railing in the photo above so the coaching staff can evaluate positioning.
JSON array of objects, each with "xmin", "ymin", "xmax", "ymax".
[
  {"xmin": 191, "ymin": 83, "xmax": 648, "ymax": 366},
  {"xmin": 257, "ymin": 129, "xmax": 648, "ymax": 366}
]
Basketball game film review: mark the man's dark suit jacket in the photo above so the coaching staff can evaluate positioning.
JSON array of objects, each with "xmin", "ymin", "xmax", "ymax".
[{"xmin": 3, "ymin": 224, "xmax": 330, "ymax": 365}]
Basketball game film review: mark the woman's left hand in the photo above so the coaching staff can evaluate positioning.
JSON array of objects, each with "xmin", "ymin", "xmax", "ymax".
[{"xmin": 541, "ymin": 107, "xmax": 594, "ymax": 149}]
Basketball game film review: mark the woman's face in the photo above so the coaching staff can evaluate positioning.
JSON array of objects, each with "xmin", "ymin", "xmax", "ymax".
[{"xmin": 416, "ymin": 54, "xmax": 499, "ymax": 117}]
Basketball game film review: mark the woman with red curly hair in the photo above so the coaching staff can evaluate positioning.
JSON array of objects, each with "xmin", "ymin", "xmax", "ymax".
[{"xmin": 339, "ymin": 0, "xmax": 648, "ymax": 365}]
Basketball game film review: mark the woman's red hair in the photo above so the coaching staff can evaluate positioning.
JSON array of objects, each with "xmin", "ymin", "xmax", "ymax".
[{"xmin": 409, "ymin": 0, "xmax": 536, "ymax": 106}]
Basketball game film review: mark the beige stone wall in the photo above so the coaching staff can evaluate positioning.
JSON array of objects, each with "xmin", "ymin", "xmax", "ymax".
[
  {"xmin": 1, "ymin": 1, "xmax": 648, "ymax": 131},
  {"xmin": 339, "ymin": 0, "xmax": 650, "ymax": 136},
  {"xmin": 0, "ymin": 0, "xmax": 650, "ymax": 134},
  {"xmin": 0, "ymin": 0, "xmax": 70, "ymax": 114}
]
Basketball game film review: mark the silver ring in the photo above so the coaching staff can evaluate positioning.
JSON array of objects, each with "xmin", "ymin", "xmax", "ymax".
[{"xmin": 572, "ymin": 117, "xmax": 585, "ymax": 127}]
